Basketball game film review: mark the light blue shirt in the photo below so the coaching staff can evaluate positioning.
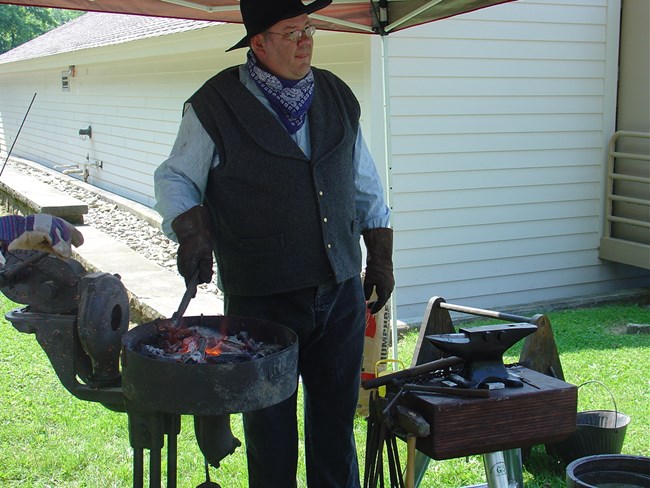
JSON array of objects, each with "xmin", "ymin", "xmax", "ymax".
[{"xmin": 154, "ymin": 65, "xmax": 390, "ymax": 241}]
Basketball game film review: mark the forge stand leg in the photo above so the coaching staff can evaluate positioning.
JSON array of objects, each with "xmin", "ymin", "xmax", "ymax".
[
  {"xmin": 502, "ymin": 449, "xmax": 523, "ymax": 487},
  {"xmin": 482, "ymin": 450, "xmax": 522, "ymax": 488},
  {"xmin": 127, "ymin": 410, "xmax": 182, "ymax": 488},
  {"xmin": 134, "ymin": 448, "xmax": 144, "ymax": 488},
  {"xmin": 483, "ymin": 452, "xmax": 509, "ymax": 488},
  {"xmin": 150, "ymin": 448, "xmax": 162, "ymax": 488},
  {"xmin": 166, "ymin": 415, "xmax": 181, "ymax": 488}
]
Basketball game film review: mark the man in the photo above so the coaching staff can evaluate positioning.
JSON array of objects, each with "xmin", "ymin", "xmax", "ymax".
[{"xmin": 154, "ymin": 0, "xmax": 394, "ymax": 486}]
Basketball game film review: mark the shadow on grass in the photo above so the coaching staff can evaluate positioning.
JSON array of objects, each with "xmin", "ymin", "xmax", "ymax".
[{"xmin": 525, "ymin": 445, "xmax": 567, "ymax": 475}]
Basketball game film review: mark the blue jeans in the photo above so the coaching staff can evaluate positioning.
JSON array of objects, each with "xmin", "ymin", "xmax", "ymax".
[{"xmin": 224, "ymin": 275, "xmax": 365, "ymax": 488}]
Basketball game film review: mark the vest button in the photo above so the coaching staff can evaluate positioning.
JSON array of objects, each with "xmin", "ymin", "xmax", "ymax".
[
  {"xmin": 327, "ymin": 243, "xmax": 332, "ymax": 249},
  {"xmin": 323, "ymin": 217, "xmax": 328, "ymax": 223},
  {"xmin": 319, "ymin": 191, "xmax": 324, "ymax": 196}
]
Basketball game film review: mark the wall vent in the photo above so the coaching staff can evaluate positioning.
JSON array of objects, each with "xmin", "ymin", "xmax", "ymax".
[{"xmin": 61, "ymin": 72, "xmax": 70, "ymax": 92}]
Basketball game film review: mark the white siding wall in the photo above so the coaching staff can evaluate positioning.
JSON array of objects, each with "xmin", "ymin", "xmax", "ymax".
[
  {"xmin": 1, "ymin": 2, "xmax": 648, "ymax": 325},
  {"xmin": 382, "ymin": 0, "xmax": 650, "ymax": 322},
  {"xmin": 0, "ymin": 26, "xmax": 233, "ymax": 206},
  {"xmin": 0, "ymin": 25, "xmax": 369, "ymax": 207}
]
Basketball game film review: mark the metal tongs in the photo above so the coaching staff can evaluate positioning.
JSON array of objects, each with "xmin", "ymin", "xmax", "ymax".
[{"xmin": 170, "ymin": 268, "xmax": 200, "ymax": 328}]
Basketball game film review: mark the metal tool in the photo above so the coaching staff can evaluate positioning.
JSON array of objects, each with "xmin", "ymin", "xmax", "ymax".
[
  {"xmin": 1, "ymin": 92, "xmax": 36, "ymax": 177},
  {"xmin": 403, "ymin": 383, "xmax": 490, "ymax": 398},
  {"xmin": 361, "ymin": 356, "xmax": 463, "ymax": 390},
  {"xmin": 171, "ymin": 269, "xmax": 200, "ymax": 328}
]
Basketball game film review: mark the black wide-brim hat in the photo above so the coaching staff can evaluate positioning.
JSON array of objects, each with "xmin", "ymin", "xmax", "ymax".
[{"xmin": 227, "ymin": 0, "xmax": 332, "ymax": 52}]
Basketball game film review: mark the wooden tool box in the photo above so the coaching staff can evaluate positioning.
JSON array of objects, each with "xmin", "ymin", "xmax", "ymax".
[{"xmin": 399, "ymin": 366, "xmax": 577, "ymax": 460}]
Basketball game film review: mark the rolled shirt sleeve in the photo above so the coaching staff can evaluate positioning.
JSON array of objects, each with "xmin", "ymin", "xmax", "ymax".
[{"xmin": 354, "ymin": 127, "xmax": 390, "ymax": 230}]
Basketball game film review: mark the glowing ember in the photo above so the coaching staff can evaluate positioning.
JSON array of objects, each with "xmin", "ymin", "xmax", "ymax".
[{"xmin": 137, "ymin": 325, "xmax": 282, "ymax": 364}]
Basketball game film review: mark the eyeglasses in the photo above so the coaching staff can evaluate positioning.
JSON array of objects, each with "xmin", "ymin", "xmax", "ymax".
[{"xmin": 265, "ymin": 25, "xmax": 316, "ymax": 42}]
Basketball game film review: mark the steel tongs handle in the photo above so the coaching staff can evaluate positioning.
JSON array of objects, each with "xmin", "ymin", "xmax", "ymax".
[
  {"xmin": 171, "ymin": 268, "xmax": 200, "ymax": 328},
  {"xmin": 0, "ymin": 251, "xmax": 48, "ymax": 287}
]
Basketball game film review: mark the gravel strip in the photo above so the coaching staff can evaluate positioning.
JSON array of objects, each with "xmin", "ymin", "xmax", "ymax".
[{"xmin": 4, "ymin": 159, "xmax": 220, "ymax": 296}]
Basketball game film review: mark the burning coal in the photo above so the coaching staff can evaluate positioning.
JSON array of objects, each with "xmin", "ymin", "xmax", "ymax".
[{"xmin": 137, "ymin": 324, "xmax": 283, "ymax": 364}]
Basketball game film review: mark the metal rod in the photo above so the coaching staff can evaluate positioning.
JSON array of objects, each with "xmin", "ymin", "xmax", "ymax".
[
  {"xmin": 0, "ymin": 93, "xmax": 37, "ymax": 178},
  {"xmin": 438, "ymin": 301, "xmax": 534, "ymax": 324},
  {"xmin": 405, "ymin": 437, "xmax": 416, "ymax": 488},
  {"xmin": 311, "ymin": 13, "xmax": 375, "ymax": 33},
  {"xmin": 134, "ymin": 449, "xmax": 144, "ymax": 488},
  {"xmin": 0, "ymin": 251, "xmax": 47, "ymax": 287},
  {"xmin": 403, "ymin": 383, "xmax": 491, "ymax": 398},
  {"xmin": 385, "ymin": 0, "xmax": 443, "ymax": 33},
  {"xmin": 160, "ymin": 0, "xmax": 238, "ymax": 13},
  {"xmin": 387, "ymin": 433, "xmax": 405, "ymax": 488},
  {"xmin": 363, "ymin": 417, "xmax": 376, "ymax": 488},
  {"xmin": 483, "ymin": 451, "xmax": 509, "ymax": 488},
  {"xmin": 385, "ymin": 433, "xmax": 399, "ymax": 487},
  {"xmin": 167, "ymin": 433, "xmax": 177, "ymax": 488},
  {"xmin": 149, "ymin": 448, "xmax": 162, "ymax": 488},
  {"xmin": 362, "ymin": 356, "xmax": 463, "ymax": 389}
]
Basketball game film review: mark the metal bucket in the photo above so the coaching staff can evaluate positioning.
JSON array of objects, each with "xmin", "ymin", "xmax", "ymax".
[
  {"xmin": 547, "ymin": 381, "xmax": 630, "ymax": 464},
  {"xmin": 566, "ymin": 454, "xmax": 650, "ymax": 488}
]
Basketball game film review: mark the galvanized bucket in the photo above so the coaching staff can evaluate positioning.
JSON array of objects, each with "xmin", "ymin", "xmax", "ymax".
[
  {"xmin": 546, "ymin": 381, "xmax": 631, "ymax": 464},
  {"xmin": 566, "ymin": 454, "xmax": 650, "ymax": 488}
]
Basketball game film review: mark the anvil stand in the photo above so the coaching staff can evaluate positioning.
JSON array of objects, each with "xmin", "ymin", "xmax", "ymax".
[{"xmin": 408, "ymin": 296, "xmax": 564, "ymax": 488}]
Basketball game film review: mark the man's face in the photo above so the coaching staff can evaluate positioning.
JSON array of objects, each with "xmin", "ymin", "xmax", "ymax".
[{"xmin": 251, "ymin": 14, "xmax": 313, "ymax": 80}]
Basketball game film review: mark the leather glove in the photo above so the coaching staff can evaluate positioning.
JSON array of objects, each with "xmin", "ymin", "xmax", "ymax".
[
  {"xmin": 171, "ymin": 205, "xmax": 215, "ymax": 286},
  {"xmin": 362, "ymin": 227, "xmax": 395, "ymax": 314},
  {"xmin": 3, "ymin": 214, "xmax": 84, "ymax": 260}
]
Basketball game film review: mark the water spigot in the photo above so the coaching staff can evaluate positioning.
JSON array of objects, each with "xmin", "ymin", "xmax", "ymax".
[{"xmin": 78, "ymin": 126, "xmax": 92, "ymax": 139}]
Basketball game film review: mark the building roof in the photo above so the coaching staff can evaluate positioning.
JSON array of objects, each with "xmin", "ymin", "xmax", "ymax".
[{"xmin": 0, "ymin": 12, "xmax": 215, "ymax": 64}]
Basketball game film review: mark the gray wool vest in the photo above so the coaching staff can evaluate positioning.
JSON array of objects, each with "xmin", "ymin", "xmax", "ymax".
[{"xmin": 188, "ymin": 67, "xmax": 362, "ymax": 296}]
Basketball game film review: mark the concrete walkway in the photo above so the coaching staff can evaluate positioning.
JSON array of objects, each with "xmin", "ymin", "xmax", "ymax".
[
  {"xmin": 75, "ymin": 225, "xmax": 223, "ymax": 323},
  {"xmin": 0, "ymin": 160, "xmax": 223, "ymax": 323}
]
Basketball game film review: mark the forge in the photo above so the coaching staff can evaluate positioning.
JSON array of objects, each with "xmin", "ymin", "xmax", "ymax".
[{"xmin": 1, "ymin": 250, "xmax": 298, "ymax": 488}]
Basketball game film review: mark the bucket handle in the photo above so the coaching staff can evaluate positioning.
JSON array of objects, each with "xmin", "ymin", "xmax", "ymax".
[{"xmin": 577, "ymin": 380, "xmax": 619, "ymax": 419}]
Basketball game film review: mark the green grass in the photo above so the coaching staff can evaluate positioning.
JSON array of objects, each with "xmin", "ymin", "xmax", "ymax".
[
  {"xmin": 397, "ymin": 302, "xmax": 650, "ymax": 487},
  {"xmin": 1, "ymin": 295, "xmax": 648, "ymax": 487}
]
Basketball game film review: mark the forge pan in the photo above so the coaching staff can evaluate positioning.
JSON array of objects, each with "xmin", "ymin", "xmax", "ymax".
[{"xmin": 121, "ymin": 315, "xmax": 298, "ymax": 415}]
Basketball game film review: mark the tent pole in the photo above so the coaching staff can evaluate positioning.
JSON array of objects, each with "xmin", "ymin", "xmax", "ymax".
[{"xmin": 379, "ymin": 34, "xmax": 399, "ymax": 362}]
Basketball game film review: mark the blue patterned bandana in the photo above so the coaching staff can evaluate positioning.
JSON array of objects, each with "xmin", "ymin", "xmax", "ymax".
[{"xmin": 246, "ymin": 50, "xmax": 314, "ymax": 134}]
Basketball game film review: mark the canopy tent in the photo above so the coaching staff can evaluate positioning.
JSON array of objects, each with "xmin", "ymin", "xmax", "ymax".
[{"xmin": 0, "ymin": 0, "xmax": 513, "ymax": 35}]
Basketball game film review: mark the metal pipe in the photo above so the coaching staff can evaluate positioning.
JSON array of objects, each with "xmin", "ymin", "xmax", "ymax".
[
  {"xmin": 149, "ymin": 448, "xmax": 162, "ymax": 488},
  {"xmin": 1, "ymin": 93, "xmax": 37, "ymax": 178},
  {"xmin": 483, "ymin": 451, "xmax": 509, "ymax": 488},
  {"xmin": 361, "ymin": 356, "xmax": 463, "ymax": 389},
  {"xmin": 167, "ymin": 432, "xmax": 177, "ymax": 488},
  {"xmin": 62, "ymin": 168, "xmax": 85, "ymax": 175},
  {"xmin": 438, "ymin": 301, "xmax": 534, "ymax": 324},
  {"xmin": 53, "ymin": 164, "xmax": 77, "ymax": 169},
  {"xmin": 133, "ymin": 449, "xmax": 144, "ymax": 488}
]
